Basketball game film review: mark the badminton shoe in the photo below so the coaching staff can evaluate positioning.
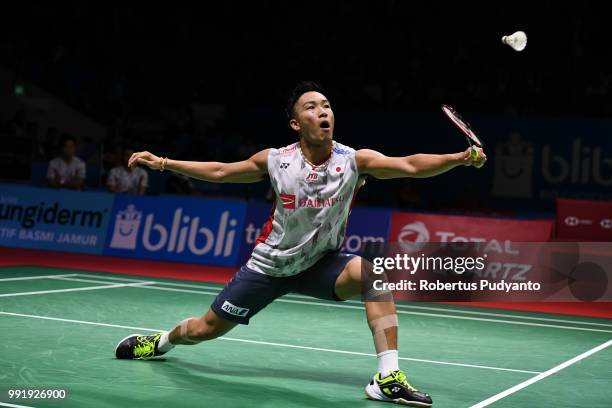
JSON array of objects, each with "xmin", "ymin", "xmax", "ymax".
[
  {"xmin": 365, "ymin": 369, "xmax": 432, "ymax": 406},
  {"xmin": 115, "ymin": 333, "xmax": 166, "ymax": 360}
]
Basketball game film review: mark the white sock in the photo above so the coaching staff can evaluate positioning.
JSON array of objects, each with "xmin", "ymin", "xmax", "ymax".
[
  {"xmin": 377, "ymin": 350, "xmax": 399, "ymax": 378},
  {"xmin": 158, "ymin": 331, "xmax": 175, "ymax": 353}
]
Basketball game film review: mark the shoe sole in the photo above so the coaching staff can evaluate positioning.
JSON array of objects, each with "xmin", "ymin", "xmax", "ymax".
[
  {"xmin": 115, "ymin": 333, "xmax": 141, "ymax": 359},
  {"xmin": 365, "ymin": 383, "xmax": 432, "ymax": 407}
]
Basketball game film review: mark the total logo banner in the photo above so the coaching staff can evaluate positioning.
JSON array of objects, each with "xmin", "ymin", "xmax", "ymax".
[
  {"xmin": 104, "ymin": 195, "xmax": 247, "ymax": 266},
  {"xmin": 390, "ymin": 212, "xmax": 553, "ymax": 250},
  {"xmin": 388, "ymin": 211, "xmax": 554, "ymax": 288}
]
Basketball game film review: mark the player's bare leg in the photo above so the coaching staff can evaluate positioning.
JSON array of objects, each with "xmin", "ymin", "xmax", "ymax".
[
  {"xmin": 167, "ymin": 309, "xmax": 237, "ymax": 344},
  {"xmin": 115, "ymin": 309, "xmax": 236, "ymax": 359},
  {"xmin": 335, "ymin": 257, "xmax": 432, "ymax": 407}
]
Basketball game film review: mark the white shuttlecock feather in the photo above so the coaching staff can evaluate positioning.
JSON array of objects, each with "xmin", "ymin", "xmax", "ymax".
[{"xmin": 502, "ymin": 31, "xmax": 527, "ymax": 52}]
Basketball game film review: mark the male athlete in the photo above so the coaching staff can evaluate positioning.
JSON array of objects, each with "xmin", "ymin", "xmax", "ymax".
[{"xmin": 115, "ymin": 82, "xmax": 486, "ymax": 406}]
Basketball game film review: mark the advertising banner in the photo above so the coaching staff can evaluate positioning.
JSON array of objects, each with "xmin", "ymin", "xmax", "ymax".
[
  {"xmin": 104, "ymin": 195, "xmax": 246, "ymax": 266},
  {"xmin": 383, "ymin": 211, "xmax": 554, "ymax": 301},
  {"xmin": 341, "ymin": 207, "xmax": 392, "ymax": 255},
  {"xmin": 389, "ymin": 211, "xmax": 553, "ymax": 245},
  {"xmin": 0, "ymin": 183, "xmax": 114, "ymax": 254},
  {"xmin": 556, "ymin": 198, "xmax": 612, "ymax": 241},
  {"xmin": 360, "ymin": 242, "xmax": 612, "ymax": 302},
  {"xmin": 238, "ymin": 201, "xmax": 273, "ymax": 264}
]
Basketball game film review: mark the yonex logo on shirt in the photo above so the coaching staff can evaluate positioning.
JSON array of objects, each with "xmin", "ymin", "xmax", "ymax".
[{"xmin": 280, "ymin": 162, "xmax": 290, "ymax": 169}]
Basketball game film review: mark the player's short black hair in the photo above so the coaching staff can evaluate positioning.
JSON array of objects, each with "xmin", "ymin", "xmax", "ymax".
[{"xmin": 285, "ymin": 81, "xmax": 326, "ymax": 119}]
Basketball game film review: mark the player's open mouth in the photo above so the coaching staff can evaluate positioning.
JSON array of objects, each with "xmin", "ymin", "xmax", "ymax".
[{"xmin": 320, "ymin": 120, "xmax": 331, "ymax": 129}]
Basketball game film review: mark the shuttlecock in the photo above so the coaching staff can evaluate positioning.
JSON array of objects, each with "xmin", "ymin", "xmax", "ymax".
[{"xmin": 502, "ymin": 31, "xmax": 527, "ymax": 51}]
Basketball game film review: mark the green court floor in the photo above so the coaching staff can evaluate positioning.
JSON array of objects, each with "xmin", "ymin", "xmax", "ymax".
[{"xmin": 1, "ymin": 266, "xmax": 611, "ymax": 408}]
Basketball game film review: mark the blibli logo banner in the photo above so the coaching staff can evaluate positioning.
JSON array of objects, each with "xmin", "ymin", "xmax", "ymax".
[
  {"xmin": 104, "ymin": 195, "xmax": 246, "ymax": 266},
  {"xmin": 0, "ymin": 183, "xmax": 113, "ymax": 254}
]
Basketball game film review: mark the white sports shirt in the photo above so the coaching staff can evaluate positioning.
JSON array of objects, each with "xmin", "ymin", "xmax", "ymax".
[{"xmin": 246, "ymin": 141, "xmax": 361, "ymax": 277}]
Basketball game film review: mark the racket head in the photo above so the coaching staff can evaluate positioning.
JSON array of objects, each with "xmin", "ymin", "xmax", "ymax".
[{"xmin": 441, "ymin": 104, "xmax": 484, "ymax": 148}]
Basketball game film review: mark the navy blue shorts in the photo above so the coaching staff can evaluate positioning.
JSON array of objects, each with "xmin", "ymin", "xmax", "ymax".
[{"xmin": 211, "ymin": 251, "xmax": 355, "ymax": 324}]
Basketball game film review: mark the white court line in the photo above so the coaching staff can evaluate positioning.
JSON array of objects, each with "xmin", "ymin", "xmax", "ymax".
[
  {"xmin": 0, "ymin": 402, "xmax": 35, "ymax": 408},
  {"xmin": 218, "ymin": 337, "xmax": 541, "ymax": 374},
  {"xmin": 470, "ymin": 339, "xmax": 612, "ymax": 408},
  {"xmin": 388, "ymin": 304, "xmax": 612, "ymax": 328},
  {"xmin": 72, "ymin": 274, "xmax": 612, "ymax": 328},
  {"xmin": 49, "ymin": 276, "xmax": 125, "ymax": 285},
  {"xmin": 0, "ymin": 311, "xmax": 539, "ymax": 375},
  {"xmin": 0, "ymin": 281, "xmax": 155, "ymax": 298},
  {"xmin": 130, "ymin": 284, "xmax": 612, "ymax": 334},
  {"xmin": 0, "ymin": 274, "xmax": 78, "ymax": 282},
  {"xmin": 17, "ymin": 274, "xmax": 612, "ymax": 333},
  {"xmin": 43, "ymin": 273, "xmax": 612, "ymax": 333}
]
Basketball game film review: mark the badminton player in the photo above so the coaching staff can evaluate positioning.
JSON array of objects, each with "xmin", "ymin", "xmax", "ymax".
[{"xmin": 115, "ymin": 81, "xmax": 486, "ymax": 406}]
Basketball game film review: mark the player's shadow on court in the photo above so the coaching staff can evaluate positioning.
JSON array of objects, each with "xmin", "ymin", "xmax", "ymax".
[{"xmin": 145, "ymin": 358, "xmax": 365, "ymax": 406}]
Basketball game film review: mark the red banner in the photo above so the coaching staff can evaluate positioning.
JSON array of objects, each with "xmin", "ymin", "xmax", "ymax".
[
  {"xmin": 364, "ymin": 213, "xmax": 612, "ymax": 303},
  {"xmin": 556, "ymin": 198, "xmax": 612, "ymax": 242},
  {"xmin": 389, "ymin": 212, "xmax": 553, "ymax": 245}
]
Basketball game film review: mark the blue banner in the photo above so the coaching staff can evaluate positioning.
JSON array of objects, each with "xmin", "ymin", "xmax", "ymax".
[
  {"xmin": 341, "ymin": 207, "xmax": 392, "ymax": 254},
  {"xmin": 238, "ymin": 201, "xmax": 273, "ymax": 264},
  {"xmin": 0, "ymin": 184, "xmax": 114, "ymax": 254},
  {"xmin": 104, "ymin": 195, "xmax": 246, "ymax": 266}
]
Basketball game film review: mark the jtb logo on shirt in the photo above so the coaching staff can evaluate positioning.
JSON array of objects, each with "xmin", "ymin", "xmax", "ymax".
[{"xmin": 305, "ymin": 172, "xmax": 318, "ymax": 182}]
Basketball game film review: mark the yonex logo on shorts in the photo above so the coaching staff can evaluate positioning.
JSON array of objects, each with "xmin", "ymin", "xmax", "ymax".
[{"xmin": 221, "ymin": 301, "xmax": 249, "ymax": 317}]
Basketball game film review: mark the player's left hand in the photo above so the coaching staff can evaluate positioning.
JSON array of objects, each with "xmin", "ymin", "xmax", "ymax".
[{"xmin": 462, "ymin": 147, "xmax": 487, "ymax": 168}]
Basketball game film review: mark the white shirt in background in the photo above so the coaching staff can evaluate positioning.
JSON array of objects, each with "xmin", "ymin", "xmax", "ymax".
[{"xmin": 46, "ymin": 156, "xmax": 86, "ymax": 183}]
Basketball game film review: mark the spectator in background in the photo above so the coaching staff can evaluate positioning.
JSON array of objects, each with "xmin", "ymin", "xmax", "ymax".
[
  {"xmin": 107, "ymin": 147, "xmax": 148, "ymax": 195},
  {"xmin": 47, "ymin": 134, "xmax": 86, "ymax": 190}
]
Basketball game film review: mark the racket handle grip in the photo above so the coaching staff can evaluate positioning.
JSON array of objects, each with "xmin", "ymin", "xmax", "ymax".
[{"xmin": 470, "ymin": 146, "xmax": 479, "ymax": 161}]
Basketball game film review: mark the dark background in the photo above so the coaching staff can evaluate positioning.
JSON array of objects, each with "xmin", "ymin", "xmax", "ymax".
[{"xmin": 1, "ymin": 1, "xmax": 610, "ymax": 214}]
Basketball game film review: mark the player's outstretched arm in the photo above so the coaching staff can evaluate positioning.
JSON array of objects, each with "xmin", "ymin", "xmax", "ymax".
[
  {"xmin": 128, "ymin": 149, "xmax": 269, "ymax": 183},
  {"xmin": 356, "ymin": 147, "xmax": 486, "ymax": 179}
]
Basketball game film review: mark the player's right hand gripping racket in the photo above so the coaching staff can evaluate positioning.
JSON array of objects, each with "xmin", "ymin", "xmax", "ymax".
[{"xmin": 441, "ymin": 104, "xmax": 484, "ymax": 161}]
